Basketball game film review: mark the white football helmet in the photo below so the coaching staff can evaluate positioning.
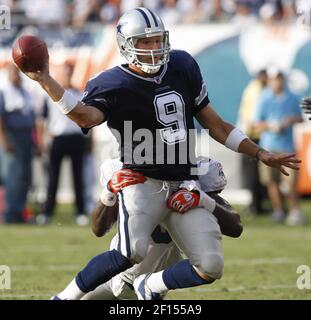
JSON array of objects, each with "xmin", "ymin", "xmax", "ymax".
[{"xmin": 116, "ymin": 7, "xmax": 170, "ymax": 74}]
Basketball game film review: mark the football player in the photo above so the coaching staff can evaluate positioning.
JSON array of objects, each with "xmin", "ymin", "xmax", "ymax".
[
  {"xmin": 21, "ymin": 7, "xmax": 300, "ymax": 300},
  {"xmin": 82, "ymin": 157, "xmax": 242, "ymax": 300}
]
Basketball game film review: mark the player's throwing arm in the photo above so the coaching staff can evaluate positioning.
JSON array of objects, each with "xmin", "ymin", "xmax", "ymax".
[{"xmin": 12, "ymin": 35, "xmax": 104, "ymax": 129}]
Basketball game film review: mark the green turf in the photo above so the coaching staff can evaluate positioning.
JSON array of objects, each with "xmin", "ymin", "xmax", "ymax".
[{"xmin": 0, "ymin": 201, "xmax": 311, "ymax": 300}]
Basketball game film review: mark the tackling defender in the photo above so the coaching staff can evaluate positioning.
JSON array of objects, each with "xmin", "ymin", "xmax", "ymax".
[
  {"xmin": 82, "ymin": 157, "xmax": 242, "ymax": 300},
  {"xmin": 20, "ymin": 7, "xmax": 300, "ymax": 300}
]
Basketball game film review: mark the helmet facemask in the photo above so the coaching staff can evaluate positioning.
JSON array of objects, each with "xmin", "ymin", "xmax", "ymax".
[{"xmin": 119, "ymin": 31, "xmax": 170, "ymax": 74}]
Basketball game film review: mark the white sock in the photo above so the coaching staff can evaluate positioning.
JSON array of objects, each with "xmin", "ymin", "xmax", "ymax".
[
  {"xmin": 145, "ymin": 271, "xmax": 168, "ymax": 293},
  {"xmin": 199, "ymin": 191, "xmax": 216, "ymax": 213},
  {"xmin": 57, "ymin": 278, "xmax": 85, "ymax": 300},
  {"xmin": 81, "ymin": 281, "xmax": 115, "ymax": 300}
]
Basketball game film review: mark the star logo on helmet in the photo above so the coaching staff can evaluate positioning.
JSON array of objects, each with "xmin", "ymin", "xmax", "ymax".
[{"xmin": 116, "ymin": 22, "xmax": 127, "ymax": 34}]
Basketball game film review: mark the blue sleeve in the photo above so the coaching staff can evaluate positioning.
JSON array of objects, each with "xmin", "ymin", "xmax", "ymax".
[
  {"xmin": 187, "ymin": 55, "xmax": 210, "ymax": 115},
  {"xmin": 81, "ymin": 77, "xmax": 115, "ymax": 118}
]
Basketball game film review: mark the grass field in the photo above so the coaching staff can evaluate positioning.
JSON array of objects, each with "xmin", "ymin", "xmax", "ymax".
[{"xmin": 0, "ymin": 201, "xmax": 311, "ymax": 300}]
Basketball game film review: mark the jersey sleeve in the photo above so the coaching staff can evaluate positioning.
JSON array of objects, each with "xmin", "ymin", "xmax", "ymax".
[
  {"xmin": 81, "ymin": 78, "xmax": 115, "ymax": 119},
  {"xmin": 187, "ymin": 54, "xmax": 210, "ymax": 115}
]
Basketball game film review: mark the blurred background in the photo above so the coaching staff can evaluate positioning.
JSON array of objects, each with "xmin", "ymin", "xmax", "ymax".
[{"xmin": 0, "ymin": 0, "xmax": 311, "ymax": 224}]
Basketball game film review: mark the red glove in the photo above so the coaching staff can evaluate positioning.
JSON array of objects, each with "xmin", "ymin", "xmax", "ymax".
[
  {"xmin": 167, "ymin": 189, "xmax": 200, "ymax": 214},
  {"xmin": 108, "ymin": 169, "xmax": 146, "ymax": 193}
]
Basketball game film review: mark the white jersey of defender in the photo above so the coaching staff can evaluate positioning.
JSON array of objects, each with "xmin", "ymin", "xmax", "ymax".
[
  {"xmin": 85, "ymin": 159, "xmax": 182, "ymax": 300},
  {"xmin": 82, "ymin": 157, "xmax": 226, "ymax": 300}
]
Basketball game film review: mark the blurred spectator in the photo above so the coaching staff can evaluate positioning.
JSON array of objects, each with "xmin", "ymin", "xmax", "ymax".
[
  {"xmin": 0, "ymin": 64, "xmax": 36, "ymax": 223},
  {"xmin": 158, "ymin": 0, "xmax": 184, "ymax": 25},
  {"xmin": 231, "ymin": 0, "xmax": 259, "ymax": 26},
  {"xmin": 253, "ymin": 68, "xmax": 305, "ymax": 225},
  {"xmin": 179, "ymin": 0, "xmax": 211, "ymax": 24},
  {"xmin": 100, "ymin": 0, "xmax": 122, "ymax": 24},
  {"xmin": 82, "ymin": 131, "xmax": 96, "ymax": 215},
  {"xmin": 21, "ymin": 0, "xmax": 68, "ymax": 27},
  {"xmin": 237, "ymin": 69, "xmax": 268, "ymax": 215},
  {"xmin": 1, "ymin": 0, "xmax": 303, "ymax": 30},
  {"xmin": 281, "ymin": 0, "xmax": 296, "ymax": 21},
  {"xmin": 71, "ymin": 0, "xmax": 102, "ymax": 27},
  {"xmin": 36, "ymin": 63, "xmax": 88, "ymax": 226},
  {"xmin": 120, "ymin": 0, "xmax": 161, "ymax": 15}
]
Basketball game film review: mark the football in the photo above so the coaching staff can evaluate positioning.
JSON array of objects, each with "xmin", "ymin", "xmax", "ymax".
[{"xmin": 12, "ymin": 35, "xmax": 49, "ymax": 72}]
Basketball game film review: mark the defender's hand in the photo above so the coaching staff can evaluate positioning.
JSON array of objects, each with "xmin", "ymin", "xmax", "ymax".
[
  {"xmin": 167, "ymin": 189, "xmax": 200, "ymax": 214},
  {"xmin": 108, "ymin": 169, "xmax": 146, "ymax": 193}
]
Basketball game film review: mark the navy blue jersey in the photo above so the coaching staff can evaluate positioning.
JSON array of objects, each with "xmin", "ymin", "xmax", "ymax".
[{"xmin": 82, "ymin": 50, "xmax": 209, "ymax": 180}]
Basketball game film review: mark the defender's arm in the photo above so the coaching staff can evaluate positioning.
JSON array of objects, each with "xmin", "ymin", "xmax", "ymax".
[
  {"xmin": 207, "ymin": 193, "xmax": 243, "ymax": 238},
  {"xmin": 91, "ymin": 201, "xmax": 118, "ymax": 237}
]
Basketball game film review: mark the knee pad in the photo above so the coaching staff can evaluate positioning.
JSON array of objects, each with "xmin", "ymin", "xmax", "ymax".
[
  {"xmin": 130, "ymin": 238, "xmax": 148, "ymax": 263},
  {"xmin": 198, "ymin": 252, "xmax": 224, "ymax": 280}
]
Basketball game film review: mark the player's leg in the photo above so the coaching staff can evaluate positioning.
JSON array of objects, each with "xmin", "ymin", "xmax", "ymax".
[
  {"xmin": 83, "ymin": 229, "xmax": 182, "ymax": 300},
  {"xmin": 134, "ymin": 208, "xmax": 223, "ymax": 299},
  {"xmin": 41, "ymin": 137, "xmax": 64, "ymax": 219},
  {"xmin": 69, "ymin": 135, "xmax": 84, "ymax": 209},
  {"xmin": 284, "ymin": 170, "xmax": 305, "ymax": 225},
  {"xmin": 259, "ymin": 162, "xmax": 284, "ymax": 221},
  {"xmin": 113, "ymin": 178, "xmax": 169, "ymax": 262},
  {"xmin": 53, "ymin": 178, "xmax": 168, "ymax": 299},
  {"xmin": 4, "ymin": 133, "xmax": 32, "ymax": 223},
  {"xmin": 81, "ymin": 280, "xmax": 117, "ymax": 300},
  {"xmin": 132, "ymin": 227, "xmax": 183, "ymax": 276},
  {"xmin": 68, "ymin": 134, "xmax": 87, "ymax": 223}
]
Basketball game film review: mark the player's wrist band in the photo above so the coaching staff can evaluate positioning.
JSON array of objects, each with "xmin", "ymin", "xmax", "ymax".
[
  {"xmin": 100, "ymin": 188, "xmax": 117, "ymax": 207},
  {"xmin": 56, "ymin": 90, "xmax": 79, "ymax": 114},
  {"xmin": 225, "ymin": 128, "xmax": 248, "ymax": 152}
]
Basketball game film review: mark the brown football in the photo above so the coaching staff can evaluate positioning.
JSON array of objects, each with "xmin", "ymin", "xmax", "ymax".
[{"xmin": 12, "ymin": 35, "xmax": 49, "ymax": 72}]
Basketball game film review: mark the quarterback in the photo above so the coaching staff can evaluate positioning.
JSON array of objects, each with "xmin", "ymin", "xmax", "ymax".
[{"xmin": 20, "ymin": 7, "xmax": 300, "ymax": 300}]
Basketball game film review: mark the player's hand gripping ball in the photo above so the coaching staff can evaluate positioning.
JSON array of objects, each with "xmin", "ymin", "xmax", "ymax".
[
  {"xmin": 108, "ymin": 169, "xmax": 146, "ymax": 193},
  {"xmin": 12, "ymin": 35, "xmax": 49, "ymax": 72}
]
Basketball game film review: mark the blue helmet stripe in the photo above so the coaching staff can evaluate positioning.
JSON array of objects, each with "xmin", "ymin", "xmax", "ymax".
[
  {"xmin": 146, "ymin": 8, "xmax": 159, "ymax": 27},
  {"xmin": 136, "ymin": 8, "xmax": 151, "ymax": 28}
]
